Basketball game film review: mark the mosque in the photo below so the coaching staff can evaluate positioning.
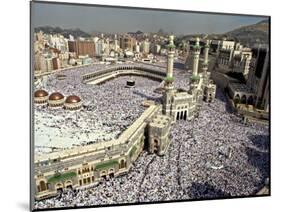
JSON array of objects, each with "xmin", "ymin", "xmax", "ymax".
[{"xmin": 33, "ymin": 35, "xmax": 216, "ymax": 200}]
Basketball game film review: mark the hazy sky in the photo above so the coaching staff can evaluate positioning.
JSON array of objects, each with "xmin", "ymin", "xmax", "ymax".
[{"xmin": 31, "ymin": 2, "xmax": 268, "ymax": 35}]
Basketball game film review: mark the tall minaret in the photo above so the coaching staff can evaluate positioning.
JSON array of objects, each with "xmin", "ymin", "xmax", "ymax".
[
  {"xmin": 105, "ymin": 38, "xmax": 110, "ymax": 56},
  {"xmin": 100, "ymin": 33, "xmax": 105, "ymax": 53},
  {"xmin": 163, "ymin": 35, "xmax": 176, "ymax": 118},
  {"xmin": 192, "ymin": 37, "xmax": 201, "ymax": 76},
  {"xmin": 114, "ymin": 34, "xmax": 118, "ymax": 51},
  {"xmin": 204, "ymin": 40, "xmax": 210, "ymax": 65},
  {"xmin": 167, "ymin": 35, "xmax": 175, "ymax": 78},
  {"xmin": 202, "ymin": 40, "xmax": 210, "ymax": 73}
]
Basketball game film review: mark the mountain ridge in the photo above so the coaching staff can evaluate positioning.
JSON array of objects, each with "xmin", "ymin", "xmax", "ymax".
[{"xmin": 34, "ymin": 19, "xmax": 269, "ymax": 47}]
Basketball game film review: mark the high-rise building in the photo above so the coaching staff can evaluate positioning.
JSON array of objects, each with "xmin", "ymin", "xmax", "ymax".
[
  {"xmin": 119, "ymin": 35, "xmax": 135, "ymax": 51},
  {"xmin": 68, "ymin": 40, "xmax": 96, "ymax": 57},
  {"xmin": 105, "ymin": 38, "xmax": 110, "ymax": 56},
  {"xmin": 52, "ymin": 57, "xmax": 60, "ymax": 70},
  {"xmin": 153, "ymin": 44, "xmax": 161, "ymax": 54},
  {"xmin": 94, "ymin": 38, "xmax": 104, "ymax": 57},
  {"xmin": 35, "ymin": 31, "xmax": 44, "ymax": 42},
  {"xmin": 141, "ymin": 39, "xmax": 150, "ymax": 54},
  {"xmin": 232, "ymin": 50, "xmax": 252, "ymax": 77},
  {"xmin": 69, "ymin": 34, "xmax": 74, "ymax": 41},
  {"xmin": 247, "ymin": 45, "xmax": 269, "ymax": 111},
  {"xmin": 57, "ymin": 52, "xmax": 69, "ymax": 68},
  {"xmin": 34, "ymin": 53, "xmax": 54, "ymax": 72},
  {"xmin": 134, "ymin": 43, "xmax": 140, "ymax": 53}
]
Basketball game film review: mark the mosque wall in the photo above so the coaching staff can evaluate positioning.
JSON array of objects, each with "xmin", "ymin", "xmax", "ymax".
[{"xmin": 34, "ymin": 105, "xmax": 166, "ymax": 200}]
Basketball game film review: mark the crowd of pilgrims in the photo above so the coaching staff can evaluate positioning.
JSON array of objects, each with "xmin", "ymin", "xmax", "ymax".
[
  {"xmin": 35, "ymin": 63, "xmax": 178, "ymax": 154},
  {"xmin": 34, "ymin": 84, "xmax": 269, "ymax": 209}
]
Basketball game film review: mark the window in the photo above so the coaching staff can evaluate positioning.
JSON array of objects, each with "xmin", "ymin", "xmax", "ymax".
[
  {"xmin": 39, "ymin": 181, "xmax": 47, "ymax": 192},
  {"xmin": 119, "ymin": 159, "xmax": 126, "ymax": 169},
  {"xmin": 82, "ymin": 167, "xmax": 90, "ymax": 174}
]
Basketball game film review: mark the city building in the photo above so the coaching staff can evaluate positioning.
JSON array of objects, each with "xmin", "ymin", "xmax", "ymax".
[
  {"xmin": 141, "ymin": 39, "xmax": 150, "ymax": 54},
  {"xmin": 214, "ymin": 40, "xmax": 269, "ymax": 119},
  {"xmin": 232, "ymin": 49, "xmax": 252, "ymax": 78},
  {"xmin": 247, "ymin": 45, "xmax": 269, "ymax": 111},
  {"xmin": 49, "ymin": 34, "xmax": 69, "ymax": 52},
  {"xmin": 134, "ymin": 42, "xmax": 140, "ymax": 53},
  {"xmin": 34, "ymin": 54, "xmax": 54, "ymax": 73},
  {"xmin": 153, "ymin": 44, "xmax": 161, "ymax": 55},
  {"xmin": 68, "ymin": 40, "xmax": 96, "ymax": 57},
  {"xmin": 119, "ymin": 35, "xmax": 136, "ymax": 51},
  {"xmin": 52, "ymin": 57, "xmax": 61, "ymax": 70},
  {"xmin": 211, "ymin": 39, "xmax": 235, "ymax": 53}
]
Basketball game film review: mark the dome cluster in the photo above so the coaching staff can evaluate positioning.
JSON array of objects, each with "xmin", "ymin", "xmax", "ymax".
[{"xmin": 34, "ymin": 90, "xmax": 82, "ymax": 110}]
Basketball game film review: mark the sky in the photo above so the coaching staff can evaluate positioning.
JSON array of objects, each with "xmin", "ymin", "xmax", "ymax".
[{"xmin": 31, "ymin": 2, "xmax": 268, "ymax": 35}]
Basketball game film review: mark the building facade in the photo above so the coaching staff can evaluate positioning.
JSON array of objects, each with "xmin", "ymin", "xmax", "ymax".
[
  {"xmin": 119, "ymin": 35, "xmax": 136, "ymax": 51},
  {"xmin": 68, "ymin": 40, "xmax": 96, "ymax": 57}
]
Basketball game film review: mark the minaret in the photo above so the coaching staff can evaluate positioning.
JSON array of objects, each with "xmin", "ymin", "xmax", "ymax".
[
  {"xmin": 163, "ymin": 35, "xmax": 176, "ymax": 118},
  {"xmin": 100, "ymin": 33, "xmax": 105, "ymax": 55},
  {"xmin": 105, "ymin": 38, "xmax": 110, "ymax": 56},
  {"xmin": 165, "ymin": 35, "xmax": 176, "ymax": 89},
  {"xmin": 192, "ymin": 37, "xmax": 201, "ymax": 76},
  {"xmin": 167, "ymin": 35, "xmax": 175, "ymax": 78},
  {"xmin": 114, "ymin": 34, "xmax": 118, "ymax": 51},
  {"xmin": 204, "ymin": 40, "xmax": 210, "ymax": 65},
  {"xmin": 202, "ymin": 40, "xmax": 210, "ymax": 73}
]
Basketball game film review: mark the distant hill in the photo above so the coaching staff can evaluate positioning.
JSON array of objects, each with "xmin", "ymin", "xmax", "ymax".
[
  {"xmin": 225, "ymin": 19, "xmax": 269, "ymax": 47},
  {"xmin": 181, "ymin": 19, "xmax": 269, "ymax": 47},
  {"xmin": 34, "ymin": 26, "xmax": 91, "ymax": 38}
]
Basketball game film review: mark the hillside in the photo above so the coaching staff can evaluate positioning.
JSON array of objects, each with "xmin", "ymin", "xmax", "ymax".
[
  {"xmin": 34, "ymin": 26, "xmax": 91, "ymax": 38},
  {"xmin": 225, "ymin": 19, "xmax": 269, "ymax": 47},
  {"xmin": 181, "ymin": 19, "xmax": 269, "ymax": 47}
]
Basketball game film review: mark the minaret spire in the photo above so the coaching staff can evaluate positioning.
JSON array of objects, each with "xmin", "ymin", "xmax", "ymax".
[
  {"xmin": 192, "ymin": 37, "xmax": 201, "ymax": 76},
  {"xmin": 165, "ymin": 35, "xmax": 176, "ymax": 90},
  {"xmin": 167, "ymin": 35, "xmax": 175, "ymax": 78},
  {"xmin": 114, "ymin": 34, "xmax": 118, "ymax": 51},
  {"xmin": 202, "ymin": 40, "xmax": 210, "ymax": 73},
  {"xmin": 162, "ymin": 35, "xmax": 176, "ymax": 118}
]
